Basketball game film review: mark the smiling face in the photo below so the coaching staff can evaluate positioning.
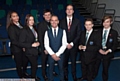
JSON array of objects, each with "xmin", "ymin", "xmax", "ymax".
[
  {"xmin": 85, "ymin": 21, "xmax": 93, "ymax": 31},
  {"xmin": 11, "ymin": 12, "xmax": 19, "ymax": 23},
  {"xmin": 50, "ymin": 16, "xmax": 59, "ymax": 28},
  {"xmin": 103, "ymin": 18, "xmax": 112, "ymax": 29},
  {"xmin": 43, "ymin": 12, "xmax": 52, "ymax": 22},
  {"xmin": 27, "ymin": 16, "xmax": 34, "ymax": 26},
  {"xmin": 66, "ymin": 5, "xmax": 74, "ymax": 17}
]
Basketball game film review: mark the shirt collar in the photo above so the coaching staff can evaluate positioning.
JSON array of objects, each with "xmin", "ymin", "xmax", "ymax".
[
  {"xmin": 29, "ymin": 26, "xmax": 33, "ymax": 29},
  {"xmin": 86, "ymin": 28, "xmax": 93, "ymax": 34},
  {"xmin": 15, "ymin": 22, "xmax": 20, "ymax": 26},
  {"xmin": 103, "ymin": 27, "xmax": 111, "ymax": 32},
  {"xmin": 52, "ymin": 26, "xmax": 58, "ymax": 30},
  {"xmin": 67, "ymin": 16, "xmax": 73, "ymax": 20}
]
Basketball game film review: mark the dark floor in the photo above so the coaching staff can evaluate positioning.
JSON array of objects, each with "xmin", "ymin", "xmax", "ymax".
[{"xmin": 0, "ymin": 51, "xmax": 120, "ymax": 81}]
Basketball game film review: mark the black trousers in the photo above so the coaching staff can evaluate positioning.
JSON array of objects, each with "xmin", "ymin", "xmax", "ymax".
[
  {"xmin": 41, "ymin": 51, "xmax": 48, "ymax": 75},
  {"xmin": 13, "ymin": 51, "xmax": 27, "ymax": 78},
  {"xmin": 64, "ymin": 47, "xmax": 77, "ymax": 76},
  {"xmin": 24, "ymin": 54, "xmax": 38, "ymax": 78},
  {"xmin": 94, "ymin": 58, "xmax": 111, "ymax": 81},
  {"xmin": 81, "ymin": 59, "xmax": 94, "ymax": 81}
]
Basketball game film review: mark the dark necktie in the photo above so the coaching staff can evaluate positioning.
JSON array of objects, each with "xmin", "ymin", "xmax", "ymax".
[
  {"xmin": 68, "ymin": 19, "xmax": 71, "ymax": 32},
  {"xmin": 54, "ymin": 29, "xmax": 56, "ymax": 38}
]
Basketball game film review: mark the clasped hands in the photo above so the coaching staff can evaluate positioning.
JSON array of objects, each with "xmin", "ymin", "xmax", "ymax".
[
  {"xmin": 32, "ymin": 42, "xmax": 40, "ymax": 47},
  {"xmin": 51, "ymin": 54, "xmax": 60, "ymax": 61},
  {"xmin": 78, "ymin": 45, "xmax": 86, "ymax": 50},
  {"xmin": 99, "ymin": 49, "xmax": 109, "ymax": 55},
  {"xmin": 67, "ymin": 44, "xmax": 73, "ymax": 49}
]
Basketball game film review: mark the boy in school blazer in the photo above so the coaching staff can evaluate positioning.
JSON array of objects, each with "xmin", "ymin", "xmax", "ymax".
[{"xmin": 78, "ymin": 18, "xmax": 100, "ymax": 81}]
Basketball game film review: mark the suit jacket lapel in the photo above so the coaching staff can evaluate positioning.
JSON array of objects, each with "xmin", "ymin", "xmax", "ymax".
[
  {"xmin": 83, "ymin": 31, "xmax": 86, "ymax": 45},
  {"xmin": 27, "ymin": 27, "xmax": 35, "ymax": 39},
  {"xmin": 70, "ymin": 17, "xmax": 75, "ymax": 30},
  {"xmin": 65, "ymin": 18, "xmax": 68, "ymax": 31},
  {"xmin": 106, "ymin": 29, "xmax": 112, "ymax": 46}
]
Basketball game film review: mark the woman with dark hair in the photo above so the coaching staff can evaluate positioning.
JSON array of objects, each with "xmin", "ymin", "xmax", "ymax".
[
  {"xmin": 19, "ymin": 14, "xmax": 40, "ymax": 80},
  {"xmin": 7, "ymin": 11, "xmax": 28, "ymax": 78}
]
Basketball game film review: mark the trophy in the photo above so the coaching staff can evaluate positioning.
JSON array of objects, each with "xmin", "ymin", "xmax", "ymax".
[
  {"xmin": 35, "ymin": 38, "xmax": 38, "ymax": 42},
  {"xmin": 102, "ymin": 46, "xmax": 107, "ymax": 51}
]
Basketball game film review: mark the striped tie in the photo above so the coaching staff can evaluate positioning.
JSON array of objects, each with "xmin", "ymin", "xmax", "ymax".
[
  {"xmin": 85, "ymin": 32, "xmax": 89, "ymax": 45},
  {"xmin": 102, "ymin": 30, "xmax": 107, "ymax": 47}
]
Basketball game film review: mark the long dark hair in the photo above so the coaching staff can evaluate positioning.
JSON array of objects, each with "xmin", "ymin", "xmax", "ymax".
[
  {"xmin": 25, "ymin": 14, "xmax": 36, "ymax": 30},
  {"xmin": 6, "ymin": 11, "xmax": 18, "ymax": 29}
]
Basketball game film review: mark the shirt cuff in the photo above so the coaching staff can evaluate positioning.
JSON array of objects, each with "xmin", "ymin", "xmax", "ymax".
[
  {"xmin": 70, "ymin": 42, "xmax": 74, "ymax": 46},
  {"xmin": 48, "ymin": 51, "xmax": 55, "ymax": 55},
  {"xmin": 56, "ymin": 52, "xmax": 60, "ymax": 57},
  {"xmin": 108, "ymin": 49, "xmax": 112, "ymax": 53}
]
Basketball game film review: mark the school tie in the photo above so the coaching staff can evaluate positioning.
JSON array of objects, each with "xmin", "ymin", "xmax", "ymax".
[
  {"xmin": 31, "ymin": 27, "xmax": 36, "ymax": 38},
  {"xmin": 85, "ymin": 32, "xmax": 89, "ymax": 45},
  {"xmin": 102, "ymin": 30, "xmax": 107, "ymax": 47},
  {"xmin": 54, "ymin": 29, "xmax": 56, "ymax": 38},
  {"xmin": 68, "ymin": 19, "xmax": 71, "ymax": 32}
]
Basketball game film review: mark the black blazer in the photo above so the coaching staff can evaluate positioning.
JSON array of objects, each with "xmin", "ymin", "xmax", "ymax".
[
  {"xmin": 7, "ymin": 24, "xmax": 23, "ymax": 53},
  {"xmin": 79, "ymin": 30, "xmax": 100, "ymax": 64},
  {"xmin": 59, "ymin": 17, "xmax": 81, "ymax": 47},
  {"xmin": 97, "ymin": 28, "xmax": 118, "ymax": 59},
  {"xmin": 19, "ymin": 27, "xmax": 38, "ymax": 56},
  {"xmin": 37, "ymin": 21, "xmax": 49, "ymax": 51}
]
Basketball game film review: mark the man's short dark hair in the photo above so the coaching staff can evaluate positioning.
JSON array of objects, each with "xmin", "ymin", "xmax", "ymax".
[
  {"xmin": 66, "ymin": 4, "xmax": 74, "ymax": 10},
  {"xmin": 43, "ymin": 9, "xmax": 52, "ymax": 15},
  {"xmin": 85, "ymin": 18, "xmax": 94, "ymax": 24}
]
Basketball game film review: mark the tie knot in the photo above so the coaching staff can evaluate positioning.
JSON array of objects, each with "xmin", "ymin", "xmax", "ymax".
[
  {"xmin": 69, "ymin": 19, "xmax": 71, "ymax": 22},
  {"xmin": 86, "ymin": 32, "xmax": 89, "ymax": 34},
  {"xmin": 105, "ymin": 30, "xmax": 107, "ymax": 33},
  {"xmin": 31, "ymin": 27, "xmax": 34, "ymax": 30}
]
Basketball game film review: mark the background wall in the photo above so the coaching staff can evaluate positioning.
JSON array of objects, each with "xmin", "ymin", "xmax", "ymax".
[{"xmin": 98, "ymin": 0, "xmax": 120, "ymax": 16}]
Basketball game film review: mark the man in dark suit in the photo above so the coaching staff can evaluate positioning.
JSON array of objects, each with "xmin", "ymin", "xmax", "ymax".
[
  {"xmin": 59, "ymin": 4, "xmax": 81, "ymax": 81},
  {"xmin": 93, "ymin": 16, "xmax": 118, "ymax": 81},
  {"xmin": 77, "ymin": 18, "xmax": 100, "ymax": 81},
  {"xmin": 37, "ymin": 9, "xmax": 57, "ymax": 81},
  {"xmin": 44, "ymin": 15, "xmax": 67, "ymax": 81}
]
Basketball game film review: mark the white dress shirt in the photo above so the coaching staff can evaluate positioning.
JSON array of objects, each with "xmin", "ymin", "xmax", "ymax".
[
  {"xmin": 67, "ymin": 16, "xmax": 73, "ymax": 26},
  {"xmin": 44, "ymin": 27, "xmax": 67, "ymax": 57},
  {"xmin": 66, "ymin": 16, "xmax": 74, "ymax": 46}
]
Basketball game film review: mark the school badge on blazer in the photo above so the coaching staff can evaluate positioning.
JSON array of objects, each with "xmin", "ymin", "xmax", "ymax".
[
  {"xmin": 89, "ymin": 41, "xmax": 93, "ymax": 45},
  {"xmin": 109, "ymin": 38, "xmax": 113, "ymax": 43}
]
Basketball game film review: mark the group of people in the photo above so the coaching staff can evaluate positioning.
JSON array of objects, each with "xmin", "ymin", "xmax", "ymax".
[{"xmin": 7, "ymin": 4, "xmax": 118, "ymax": 81}]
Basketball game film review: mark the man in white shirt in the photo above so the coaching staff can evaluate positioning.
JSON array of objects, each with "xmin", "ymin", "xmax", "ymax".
[{"xmin": 44, "ymin": 15, "xmax": 67, "ymax": 81}]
